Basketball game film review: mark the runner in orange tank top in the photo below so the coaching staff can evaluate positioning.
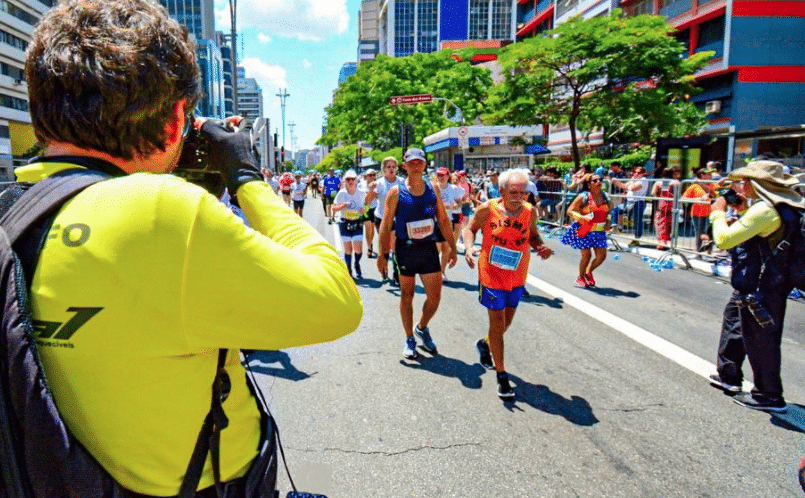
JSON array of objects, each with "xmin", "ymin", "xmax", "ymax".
[{"xmin": 464, "ymin": 169, "xmax": 553, "ymax": 400}]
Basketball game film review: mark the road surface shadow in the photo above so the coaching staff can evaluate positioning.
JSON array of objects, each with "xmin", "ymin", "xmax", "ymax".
[
  {"xmin": 245, "ymin": 350, "xmax": 315, "ymax": 381},
  {"xmin": 442, "ymin": 279, "xmax": 478, "ymax": 292},
  {"xmin": 770, "ymin": 403, "xmax": 805, "ymax": 434},
  {"xmin": 521, "ymin": 293, "xmax": 564, "ymax": 309},
  {"xmin": 399, "ymin": 353, "xmax": 485, "ymax": 389},
  {"xmin": 584, "ymin": 286, "xmax": 640, "ymax": 299},
  {"xmin": 353, "ymin": 276, "xmax": 384, "ymax": 289},
  {"xmin": 502, "ymin": 373, "xmax": 599, "ymax": 426}
]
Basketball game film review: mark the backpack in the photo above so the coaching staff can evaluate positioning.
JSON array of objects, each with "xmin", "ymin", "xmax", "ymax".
[
  {"xmin": 0, "ymin": 169, "xmax": 279, "ymax": 498},
  {"xmin": 773, "ymin": 204, "xmax": 805, "ymax": 292}
]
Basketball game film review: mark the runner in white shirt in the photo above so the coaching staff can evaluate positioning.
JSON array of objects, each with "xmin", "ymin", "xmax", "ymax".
[
  {"xmin": 360, "ymin": 168, "xmax": 379, "ymax": 258},
  {"xmin": 292, "ymin": 172, "xmax": 308, "ymax": 217},
  {"xmin": 436, "ymin": 167, "xmax": 468, "ymax": 279},
  {"xmin": 366, "ymin": 157, "xmax": 405, "ymax": 284},
  {"xmin": 333, "ymin": 169, "xmax": 367, "ymax": 279}
]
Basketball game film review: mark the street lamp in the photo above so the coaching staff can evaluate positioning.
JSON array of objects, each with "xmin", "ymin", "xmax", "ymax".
[
  {"xmin": 433, "ymin": 97, "xmax": 464, "ymax": 124},
  {"xmin": 228, "ymin": 0, "xmax": 238, "ymax": 114}
]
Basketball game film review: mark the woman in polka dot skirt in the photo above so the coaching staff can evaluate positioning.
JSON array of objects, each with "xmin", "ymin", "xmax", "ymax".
[{"xmin": 560, "ymin": 173, "xmax": 612, "ymax": 287}]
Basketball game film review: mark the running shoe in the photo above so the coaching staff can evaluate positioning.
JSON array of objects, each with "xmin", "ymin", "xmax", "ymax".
[
  {"xmin": 732, "ymin": 393, "xmax": 787, "ymax": 413},
  {"xmin": 391, "ymin": 269, "xmax": 400, "ymax": 287},
  {"xmin": 575, "ymin": 276, "xmax": 588, "ymax": 288},
  {"xmin": 584, "ymin": 272, "xmax": 596, "ymax": 287},
  {"xmin": 708, "ymin": 373, "xmax": 741, "ymax": 393},
  {"xmin": 415, "ymin": 325, "xmax": 437, "ymax": 354},
  {"xmin": 367, "ymin": 249, "xmax": 375, "ymax": 258},
  {"xmin": 497, "ymin": 372, "xmax": 515, "ymax": 400},
  {"xmin": 381, "ymin": 269, "xmax": 388, "ymax": 282},
  {"xmin": 476, "ymin": 338, "xmax": 494, "ymax": 370},
  {"xmin": 354, "ymin": 263, "xmax": 362, "ymax": 279},
  {"xmin": 403, "ymin": 336, "xmax": 418, "ymax": 359}
]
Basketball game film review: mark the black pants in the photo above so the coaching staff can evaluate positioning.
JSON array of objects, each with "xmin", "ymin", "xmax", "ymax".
[
  {"xmin": 716, "ymin": 292, "xmax": 745, "ymax": 384},
  {"xmin": 740, "ymin": 286, "xmax": 789, "ymax": 402}
]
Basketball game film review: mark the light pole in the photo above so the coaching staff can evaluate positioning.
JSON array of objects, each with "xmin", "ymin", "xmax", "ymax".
[
  {"xmin": 276, "ymin": 88, "xmax": 290, "ymax": 153},
  {"xmin": 288, "ymin": 121, "xmax": 296, "ymax": 164},
  {"xmin": 228, "ymin": 0, "xmax": 238, "ymax": 114}
]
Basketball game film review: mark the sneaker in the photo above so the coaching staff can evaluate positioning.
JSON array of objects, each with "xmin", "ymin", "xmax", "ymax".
[
  {"xmin": 403, "ymin": 336, "xmax": 418, "ymax": 359},
  {"xmin": 496, "ymin": 372, "xmax": 515, "ymax": 400},
  {"xmin": 584, "ymin": 272, "xmax": 596, "ymax": 287},
  {"xmin": 381, "ymin": 269, "xmax": 388, "ymax": 282},
  {"xmin": 476, "ymin": 338, "xmax": 494, "ymax": 370},
  {"xmin": 732, "ymin": 393, "xmax": 787, "ymax": 413},
  {"xmin": 392, "ymin": 269, "xmax": 400, "ymax": 286},
  {"xmin": 575, "ymin": 276, "xmax": 588, "ymax": 288},
  {"xmin": 415, "ymin": 325, "xmax": 437, "ymax": 354},
  {"xmin": 709, "ymin": 373, "xmax": 742, "ymax": 393}
]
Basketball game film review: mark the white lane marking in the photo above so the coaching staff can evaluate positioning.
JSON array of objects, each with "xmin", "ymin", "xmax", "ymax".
[{"xmin": 525, "ymin": 273, "xmax": 805, "ymax": 426}]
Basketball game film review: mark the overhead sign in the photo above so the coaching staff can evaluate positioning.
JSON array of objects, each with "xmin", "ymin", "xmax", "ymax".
[{"xmin": 389, "ymin": 94, "xmax": 433, "ymax": 105}]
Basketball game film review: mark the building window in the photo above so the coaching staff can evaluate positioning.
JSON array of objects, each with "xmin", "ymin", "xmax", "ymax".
[
  {"xmin": 0, "ymin": 29, "xmax": 28, "ymax": 52},
  {"xmin": 469, "ymin": 0, "xmax": 489, "ymax": 40},
  {"xmin": 417, "ymin": 0, "xmax": 438, "ymax": 53},
  {"xmin": 394, "ymin": 0, "xmax": 415, "ymax": 57},
  {"xmin": 0, "ymin": 61, "xmax": 24, "ymax": 81},
  {"xmin": 0, "ymin": 93, "xmax": 28, "ymax": 112},
  {"xmin": 697, "ymin": 15, "xmax": 725, "ymax": 58},
  {"xmin": 0, "ymin": 125, "xmax": 9, "ymax": 139},
  {"xmin": 0, "ymin": 0, "xmax": 38, "ymax": 25},
  {"xmin": 556, "ymin": 0, "xmax": 579, "ymax": 17},
  {"xmin": 630, "ymin": 0, "xmax": 654, "ymax": 15},
  {"xmin": 490, "ymin": 0, "xmax": 511, "ymax": 39}
]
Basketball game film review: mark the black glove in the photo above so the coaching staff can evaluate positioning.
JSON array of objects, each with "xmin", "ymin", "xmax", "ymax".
[{"xmin": 200, "ymin": 118, "xmax": 262, "ymax": 193}]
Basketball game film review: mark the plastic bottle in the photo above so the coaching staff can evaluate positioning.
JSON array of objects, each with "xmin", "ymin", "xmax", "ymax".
[{"xmin": 613, "ymin": 254, "xmax": 620, "ymax": 261}]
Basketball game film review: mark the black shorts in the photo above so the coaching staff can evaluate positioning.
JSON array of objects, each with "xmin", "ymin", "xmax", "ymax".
[
  {"xmin": 450, "ymin": 213, "xmax": 461, "ymax": 225},
  {"xmin": 394, "ymin": 239, "xmax": 440, "ymax": 277},
  {"xmin": 293, "ymin": 199, "xmax": 305, "ymax": 210},
  {"xmin": 364, "ymin": 207, "xmax": 375, "ymax": 222},
  {"xmin": 323, "ymin": 194, "xmax": 336, "ymax": 206}
]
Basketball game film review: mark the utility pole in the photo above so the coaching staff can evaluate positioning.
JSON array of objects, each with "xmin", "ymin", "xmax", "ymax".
[
  {"xmin": 288, "ymin": 121, "xmax": 296, "ymax": 161},
  {"xmin": 276, "ymin": 89, "xmax": 290, "ymax": 153},
  {"xmin": 228, "ymin": 0, "xmax": 238, "ymax": 114}
]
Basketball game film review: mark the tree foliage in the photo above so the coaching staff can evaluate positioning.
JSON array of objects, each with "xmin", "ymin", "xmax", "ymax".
[
  {"xmin": 485, "ymin": 11, "xmax": 713, "ymax": 168},
  {"xmin": 320, "ymin": 52, "xmax": 493, "ymax": 149},
  {"xmin": 318, "ymin": 145, "xmax": 361, "ymax": 172}
]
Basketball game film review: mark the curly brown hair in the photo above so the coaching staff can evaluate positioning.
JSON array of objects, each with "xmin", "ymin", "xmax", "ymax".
[{"xmin": 26, "ymin": 0, "xmax": 202, "ymax": 160}]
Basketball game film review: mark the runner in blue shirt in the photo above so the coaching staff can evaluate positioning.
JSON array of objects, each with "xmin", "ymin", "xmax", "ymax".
[{"xmin": 322, "ymin": 168, "xmax": 342, "ymax": 223}]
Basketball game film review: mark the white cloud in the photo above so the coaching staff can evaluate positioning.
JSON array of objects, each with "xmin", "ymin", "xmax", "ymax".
[
  {"xmin": 216, "ymin": 0, "xmax": 349, "ymax": 42},
  {"xmin": 257, "ymin": 32, "xmax": 272, "ymax": 44},
  {"xmin": 302, "ymin": 59, "xmax": 313, "ymax": 69},
  {"xmin": 241, "ymin": 57, "xmax": 288, "ymax": 93}
]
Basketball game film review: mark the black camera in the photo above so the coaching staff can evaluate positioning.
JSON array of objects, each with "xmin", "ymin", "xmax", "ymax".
[
  {"xmin": 719, "ymin": 188, "xmax": 742, "ymax": 206},
  {"xmin": 173, "ymin": 117, "xmax": 225, "ymax": 197},
  {"xmin": 738, "ymin": 293, "xmax": 774, "ymax": 329}
]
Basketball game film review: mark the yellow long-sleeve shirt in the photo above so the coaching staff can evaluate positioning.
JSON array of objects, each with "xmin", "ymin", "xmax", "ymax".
[
  {"xmin": 709, "ymin": 201, "xmax": 781, "ymax": 250},
  {"xmin": 17, "ymin": 160, "xmax": 362, "ymax": 495}
]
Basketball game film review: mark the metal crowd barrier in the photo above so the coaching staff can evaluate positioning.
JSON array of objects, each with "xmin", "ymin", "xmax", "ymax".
[{"xmin": 531, "ymin": 176, "xmax": 735, "ymax": 273}]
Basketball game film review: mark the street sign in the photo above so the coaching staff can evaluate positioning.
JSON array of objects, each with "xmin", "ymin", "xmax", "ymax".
[
  {"xmin": 459, "ymin": 137, "xmax": 469, "ymax": 149},
  {"xmin": 457, "ymin": 126, "xmax": 469, "ymax": 138},
  {"xmin": 389, "ymin": 94, "xmax": 433, "ymax": 105}
]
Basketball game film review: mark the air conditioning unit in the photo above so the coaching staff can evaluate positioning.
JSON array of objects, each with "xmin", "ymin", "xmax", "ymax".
[{"xmin": 705, "ymin": 100, "xmax": 721, "ymax": 114}]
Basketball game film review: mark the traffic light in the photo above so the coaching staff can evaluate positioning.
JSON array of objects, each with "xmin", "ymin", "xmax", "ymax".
[{"xmin": 281, "ymin": 146, "xmax": 285, "ymax": 163}]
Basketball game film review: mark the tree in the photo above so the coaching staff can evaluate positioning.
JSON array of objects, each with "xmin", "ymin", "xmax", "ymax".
[
  {"xmin": 318, "ymin": 145, "xmax": 362, "ymax": 172},
  {"xmin": 319, "ymin": 52, "xmax": 493, "ymax": 149},
  {"xmin": 485, "ymin": 11, "xmax": 713, "ymax": 168}
]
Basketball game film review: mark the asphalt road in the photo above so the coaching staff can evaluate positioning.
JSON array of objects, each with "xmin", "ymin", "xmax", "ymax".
[{"xmin": 249, "ymin": 196, "xmax": 805, "ymax": 497}]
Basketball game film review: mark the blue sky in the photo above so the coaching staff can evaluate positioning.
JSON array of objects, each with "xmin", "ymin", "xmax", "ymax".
[{"xmin": 214, "ymin": 0, "xmax": 361, "ymax": 153}]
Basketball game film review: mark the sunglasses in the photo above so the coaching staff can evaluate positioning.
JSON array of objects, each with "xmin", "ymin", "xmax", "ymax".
[{"xmin": 590, "ymin": 178, "xmax": 601, "ymax": 183}]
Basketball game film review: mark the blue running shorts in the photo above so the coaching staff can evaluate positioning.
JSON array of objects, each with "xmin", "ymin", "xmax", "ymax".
[{"xmin": 479, "ymin": 285, "xmax": 526, "ymax": 311}]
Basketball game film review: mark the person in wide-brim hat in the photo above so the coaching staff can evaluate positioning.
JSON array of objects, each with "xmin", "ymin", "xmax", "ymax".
[{"xmin": 728, "ymin": 160, "xmax": 805, "ymax": 210}]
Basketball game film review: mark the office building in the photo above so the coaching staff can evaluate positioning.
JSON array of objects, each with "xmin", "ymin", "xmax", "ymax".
[
  {"xmin": 339, "ymin": 63, "xmax": 359, "ymax": 85},
  {"xmin": 358, "ymin": 0, "xmax": 381, "ymax": 63},
  {"xmin": 619, "ymin": 0, "xmax": 805, "ymax": 168},
  {"xmin": 237, "ymin": 67, "xmax": 270, "ymax": 170},
  {"xmin": 375, "ymin": 0, "xmax": 516, "ymax": 58},
  {"xmin": 159, "ymin": 0, "xmax": 216, "ymax": 41},
  {"xmin": 196, "ymin": 39, "xmax": 226, "ymax": 119},
  {"xmin": 0, "ymin": 0, "xmax": 55, "ymax": 178}
]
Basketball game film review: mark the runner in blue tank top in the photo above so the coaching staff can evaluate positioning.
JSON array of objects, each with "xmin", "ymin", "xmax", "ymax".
[{"xmin": 378, "ymin": 148, "xmax": 457, "ymax": 359}]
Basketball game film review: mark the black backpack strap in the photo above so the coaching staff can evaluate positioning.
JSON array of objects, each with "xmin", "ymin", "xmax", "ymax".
[
  {"xmin": 0, "ymin": 168, "xmax": 110, "ymax": 245},
  {"xmin": 178, "ymin": 349, "xmax": 231, "ymax": 498}
]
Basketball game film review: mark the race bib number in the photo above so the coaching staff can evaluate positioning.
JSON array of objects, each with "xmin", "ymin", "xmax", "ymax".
[
  {"xmin": 344, "ymin": 209, "xmax": 362, "ymax": 220},
  {"xmin": 406, "ymin": 219, "xmax": 435, "ymax": 240},
  {"xmin": 489, "ymin": 245, "xmax": 522, "ymax": 271}
]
